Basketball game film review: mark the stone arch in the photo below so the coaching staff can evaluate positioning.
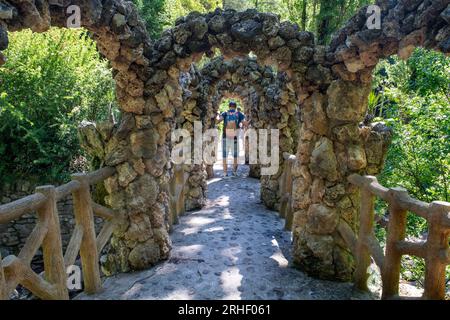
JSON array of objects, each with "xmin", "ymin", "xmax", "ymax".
[
  {"xmin": 97, "ymin": 7, "xmax": 320, "ymax": 274},
  {"xmin": 3, "ymin": 0, "xmax": 449, "ymax": 280},
  {"xmin": 0, "ymin": 0, "xmax": 172, "ymax": 274},
  {"xmin": 148, "ymin": 8, "xmax": 314, "ymax": 74},
  {"xmin": 167, "ymin": 55, "xmax": 300, "ymax": 211},
  {"xmin": 289, "ymin": 0, "xmax": 449, "ymax": 280},
  {"xmin": 194, "ymin": 56, "xmax": 300, "ymax": 210}
]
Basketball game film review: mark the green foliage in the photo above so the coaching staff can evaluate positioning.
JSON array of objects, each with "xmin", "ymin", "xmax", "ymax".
[
  {"xmin": 133, "ymin": 0, "xmax": 222, "ymax": 39},
  {"xmin": 0, "ymin": 28, "xmax": 117, "ymax": 185},
  {"xmin": 131, "ymin": 0, "xmax": 167, "ymax": 38},
  {"xmin": 163, "ymin": 0, "xmax": 221, "ymax": 29},
  {"xmin": 231, "ymin": 0, "xmax": 374, "ymax": 44},
  {"xmin": 371, "ymin": 48, "xmax": 450, "ymax": 288},
  {"xmin": 374, "ymin": 50, "xmax": 450, "ymax": 204},
  {"xmin": 132, "ymin": 0, "xmax": 374, "ymax": 43},
  {"xmin": 407, "ymin": 48, "xmax": 450, "ymax": 96},
  {"xmin": 401, "ymin": 256, "xmax": 426, "ymax": 287},
  {"xmin": 224, "ymin": 0, "xmax": 254, "ymax": 11},
  {"xmin": 315, "ymin": 0, "xmax": 374, "ymax": 44}
]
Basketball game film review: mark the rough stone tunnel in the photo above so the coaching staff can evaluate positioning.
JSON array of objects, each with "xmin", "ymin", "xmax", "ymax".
[{"xmin": 0, "ymin": 0, "xmax": 449, "ymax": 298}]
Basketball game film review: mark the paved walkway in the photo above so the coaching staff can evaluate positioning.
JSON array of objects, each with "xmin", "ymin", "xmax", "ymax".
[{"xmin": 77, "ymin": 165, "xmax": 374, "ymax": 300}]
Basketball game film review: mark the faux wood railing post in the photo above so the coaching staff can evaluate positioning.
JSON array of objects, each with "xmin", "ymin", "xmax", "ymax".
[
  {"xmin": 0, "ymin": 252, "xmax": 6, "ymax": 300},
  {"xmin": 381, "ymin": 187, "xmax": 408, "ymax": 299},
  {"xmin": 423, "ymin": 201, "xmax": 449, "ymax": 300},
  {"xmin": 206, "ymin": 165, "xmax": 214, "ymax": 179},
  {"xmin": 35, "ymin": 186, "xmax": 69, "ymax": 300},
  {"xmin": 284, "ymin": 198, "xmax": 293, "ymax": 231},
  {"xmin": 176, "ymin": 167, "xmax": 186, "ymax": 216},
  {"xmin": 168, "ymin": 175, "xmax": 178, "ymax": 229},
  {"xmin": 353, "ymin": 176, "xmax": 376, "ymax": 292},
  {"xmin": 71, "ymin": 174, "xmax": 101, "ymax": 294},
  {"xmin": 278, "ymin": 168, "xmax": 285, "ymax": 218},
  {"xmin": 283, "ymin": 161, "xmax": 294, "ymax": 231},
  {"xmin": 279, "ymin": 162, "xmax": 288, "ymax": 219},
  {"xmin": 178, "ymin": 187, "xmax": 186, "ymax": 216}
]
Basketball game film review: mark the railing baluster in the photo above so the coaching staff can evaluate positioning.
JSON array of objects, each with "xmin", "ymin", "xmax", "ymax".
[
  {"xmin": 284, "ymin": 160, "xmax": 294, "ymax": 231},
  {"xmin": 3, "ymin": 256, "xmax": 58, "ymax": 300},
  {"xmin": 0, "ymin": 166, "xmax": 116, "ymax": 300},
  {"xmin": 353, "ymin": 176, "xmax": 377, "ymax": 292},
  {"xmin": 18, "ymin": 222, "xmax": 48, "ymax": 266},
  {"xmin": 423, "ymin": 201, "xmax": 450, "ymax": 300},
  {"xmin": 64, "ymin": 224, "xmax": 84, "ymax": 268},
  {"xmin": 347, "ymin": 174, "xmax": 450, "ymax": 300},
  {"xmin": 168, "ymin": 170, "xmax": 178, "ymax": 229},
  {"xmin": 71, "ymin": 174, "xmax": 101, "ymax": 294},
  {"xmin": 278, "ymin": 163, "xmax": 287, "ymax": 219},
  {"xmin": 35, "ymin": 185, "xmax": 69, "ymax": 300},
  {"xmin": 96, "ymin": 220, "xmax": 115, "ymax": 254},
  {"xmin": 381, "ymin": 187, "xmax": 408, "ymax": 299},
  {"xmin": 0, "ymin": 252, "xmax": 6, "ymax": 300},
  {"xmin": 178, "ymin": 169, "xmax": 189, "ymax": 216}
]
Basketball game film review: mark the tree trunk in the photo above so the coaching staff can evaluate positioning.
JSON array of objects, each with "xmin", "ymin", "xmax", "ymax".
[
  {"xmin": 317, "ymin": 0, "xmax": 338, "ymax": 44},
  {"xmin": 301, "ymin": 0, "xmax": 307, "ymax": 30}
]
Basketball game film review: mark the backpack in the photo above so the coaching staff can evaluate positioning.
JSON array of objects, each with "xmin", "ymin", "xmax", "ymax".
[{"xmin": 225, "ymin": 110, "xmax": 239, "ymax": 139}]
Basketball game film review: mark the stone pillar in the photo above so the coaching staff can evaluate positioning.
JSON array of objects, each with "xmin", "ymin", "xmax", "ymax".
[{"xmin": 291, "ymin": 80, "xmax": 391, "ymax": 280}]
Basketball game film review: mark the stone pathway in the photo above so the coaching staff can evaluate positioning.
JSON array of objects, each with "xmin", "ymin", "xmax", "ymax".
[{"xmin": 77, "ymin": 165, "xmax": 374, "ymax": 300}]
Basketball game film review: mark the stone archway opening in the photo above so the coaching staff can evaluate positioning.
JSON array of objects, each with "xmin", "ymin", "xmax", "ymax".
[
  {"xmin": 208, "ymin": 94, "xmax": 250, "ymax": 178},
  {"xmin": 98, "ymin": 7, "xmax": 313, "ymax": 273},
  {"xmin": 162, "ymin": 53, "xmax": 302, "ymax": 260},
  {"xmin": 0, "ymin": 0, "xmax": 158, "ymax": 276},
  {"xmin": 193, "ymin": 55, "xmax": 301, "ymax": 211},
  {"xmin": 2, "ymin": 1, "xmax": 448, "ymax": 288}
]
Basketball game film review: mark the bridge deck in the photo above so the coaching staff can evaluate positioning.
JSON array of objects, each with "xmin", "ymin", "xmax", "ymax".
[{"xmin": 77, "ymin": 165, "xmax": 379, "ymax": 300}]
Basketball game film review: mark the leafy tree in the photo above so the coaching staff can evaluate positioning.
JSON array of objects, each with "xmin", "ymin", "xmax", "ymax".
[
  {"xmin": 371, "ymin": 49, "xmax": 450, "ymax": 287},
  {"xmin": 316, "ymin": 0, "xmax": 373, "ymax": 44},
  {"xmin": 373, "ymin": 49, "xmax": 450, "ymax": 205},
  {"xmin": 0, "ymin": 28, "xmax": 117, "ymax": 185},
  {"xmin": 131, "ymin": 0, "xmax": 167, "ymax": 38},
  {"xmin": 133, "ymin": 0, "xmax": 222, "ymax": 38}
]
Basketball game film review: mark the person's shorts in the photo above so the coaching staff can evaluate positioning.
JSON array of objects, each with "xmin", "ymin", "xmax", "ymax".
[{"xmin": 222, "ymin": 138, "xmax": 238, "ymax": 159}]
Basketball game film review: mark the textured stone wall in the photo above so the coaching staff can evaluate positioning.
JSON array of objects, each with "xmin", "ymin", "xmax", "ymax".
[
  {"xmin": 1, "ymin": 0, "xmax": 448, "ymax": 281},
  {"xmin": 289, "ymin": 0, "xmax": 449, "ymax": 280},
  {"xmin": 193, "ymin": 56, "xmax": 299, "ymax": 210},
  {"xmin": 0, "ymin": 0, "xmax": 169, "ymax": 274}
]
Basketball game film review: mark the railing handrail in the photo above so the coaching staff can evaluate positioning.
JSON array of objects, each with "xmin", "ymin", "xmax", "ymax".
[
  {"xmin": 0, "ymin": 167, "xmax": 115, "ymax": 224},
  {"xmin": 168, "ymin": 164, "xmax": 190, "ymax": 229},
  {"xmin": 348, "ymin": 174, "xmax": 450, "ymax": 230},
  {"xmin": 349, "ymin": 174, "xmax": 437, "ymax": 220},
  {"xmin": 346, "ymin": 174, "xmax": 450, "ymax": 300},
  {"xmin": 0, "ymin": 166, "xmax": 117, "ymax": 300},
  {"xmin": 0, "ymin": 193, "xmax": 47, "ymax": 224}
]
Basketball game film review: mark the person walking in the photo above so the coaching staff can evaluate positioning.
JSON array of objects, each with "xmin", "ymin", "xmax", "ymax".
[{"xmin": 217, "ymin": 101, "xmax": 246, "ymax": 177}]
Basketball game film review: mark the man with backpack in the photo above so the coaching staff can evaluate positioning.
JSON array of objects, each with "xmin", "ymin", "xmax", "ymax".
[{"xmin": 217, "ymin": 101, "xmax": 246, "ymax": 177}]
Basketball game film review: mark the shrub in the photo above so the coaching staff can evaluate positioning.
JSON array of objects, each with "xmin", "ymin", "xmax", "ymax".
[{"xmin": 0, "ymin": 28, "xmax": 118, "ymax": 185}]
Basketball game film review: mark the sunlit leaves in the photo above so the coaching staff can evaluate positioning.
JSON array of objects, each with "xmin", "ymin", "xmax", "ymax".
[{"xmin": 0, "ymin": 28, "xmax": 117, "ymax": 184}]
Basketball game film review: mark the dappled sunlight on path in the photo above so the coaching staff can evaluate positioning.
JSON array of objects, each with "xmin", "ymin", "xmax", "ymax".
[{"xmin": 77, "ymin": 165, "xmax": 372, "ymax": 300}]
